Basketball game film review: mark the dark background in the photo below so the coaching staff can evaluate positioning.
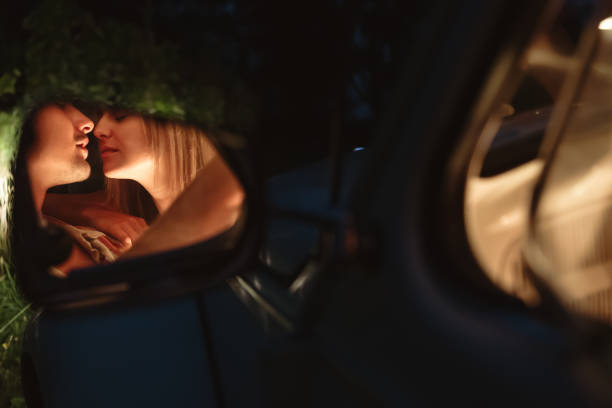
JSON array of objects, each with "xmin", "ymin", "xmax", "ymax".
[{"xmin": 1, "ymin": 0, "xmax": 416, "ymax": 176}]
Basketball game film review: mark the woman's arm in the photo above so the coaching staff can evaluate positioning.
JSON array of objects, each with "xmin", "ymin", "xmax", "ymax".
[
  {"xmin": 52, "ymin": 243, "xmax": 96, "ymax": 277},
  {"xmin": 122, "ymin": 155, "xmax": 245, "ymax": 258},
  {"xmin": 43, "ymin": 191, "xmax": 148, "ymax": 246}
]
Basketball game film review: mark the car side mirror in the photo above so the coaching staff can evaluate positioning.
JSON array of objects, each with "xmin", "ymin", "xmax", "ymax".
[{"xmin": 11, "ymin": 114, "xmax": 263, "ymax": 309}]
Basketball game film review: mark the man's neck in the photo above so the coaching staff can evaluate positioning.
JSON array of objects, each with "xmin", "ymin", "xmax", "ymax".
[{"xmin": 30, "ymin": 181, "xmax": 47, "ymax": 220}]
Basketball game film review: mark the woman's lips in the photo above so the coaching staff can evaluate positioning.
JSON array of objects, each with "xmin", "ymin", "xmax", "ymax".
[{"xmin": 100, "ymin": 147, "xmax": 119, "ymax": 158}]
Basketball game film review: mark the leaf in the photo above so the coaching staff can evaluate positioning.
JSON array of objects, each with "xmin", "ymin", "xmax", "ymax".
[{"xmin": 0, "ymin": 73, "xmax": 17, "ymax": 96}]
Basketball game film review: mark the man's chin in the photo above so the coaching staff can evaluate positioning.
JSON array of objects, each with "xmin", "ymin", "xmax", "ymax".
[{"xmin": 68, "ymin": 162, "xmax": 91, "ymax": 183}]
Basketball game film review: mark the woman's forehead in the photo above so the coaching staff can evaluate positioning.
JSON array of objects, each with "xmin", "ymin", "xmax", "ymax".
[{"xmin": 72, "ymin": 101, "xmax": 104, "ymax": 122}]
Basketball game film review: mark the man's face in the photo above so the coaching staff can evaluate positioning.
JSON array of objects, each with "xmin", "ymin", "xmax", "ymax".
[{"xmin": 28, "ymin": 104, "xmax": 94, "ymax": 185}]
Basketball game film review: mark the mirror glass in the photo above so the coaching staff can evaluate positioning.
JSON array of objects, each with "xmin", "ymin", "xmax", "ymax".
[{"xmin": 10, "ymin": 104, "xmax": 245, "ymax": 278}]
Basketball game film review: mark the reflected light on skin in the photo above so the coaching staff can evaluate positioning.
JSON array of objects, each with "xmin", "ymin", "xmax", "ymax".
[{"xmin": 599, "ymin": 17, "xmax": 612, "ymax": 30}]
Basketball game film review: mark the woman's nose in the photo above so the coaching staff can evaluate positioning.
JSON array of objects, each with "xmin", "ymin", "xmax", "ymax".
[{"xmin": 93, "ymin": 114, "xmax": 111, "ymax": 139}]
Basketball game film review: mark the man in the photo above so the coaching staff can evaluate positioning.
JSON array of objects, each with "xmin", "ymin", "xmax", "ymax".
[
  {"xmin": 11, "ymin": 102, "xmax": 146, "ymax": 276},
  {"xmin": 26, "ymin": 104, "xmax": 92, "ymax": 215}
]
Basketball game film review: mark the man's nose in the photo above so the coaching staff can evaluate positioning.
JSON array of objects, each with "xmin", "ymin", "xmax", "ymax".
[
  {"xmin": 64, "ymin": 104, "xmax": 94, "ymax": 134},
  {"xmin": 77, "ymin": 118, "xmax": 94, "ymax": 134}
]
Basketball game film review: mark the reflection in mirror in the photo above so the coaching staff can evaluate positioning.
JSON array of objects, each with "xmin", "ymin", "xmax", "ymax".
[{"xmin": 10, "ymin": 100, "xmax": 245, "ymax": 279}]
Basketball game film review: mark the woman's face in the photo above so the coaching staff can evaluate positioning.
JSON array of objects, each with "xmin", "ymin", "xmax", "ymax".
[{"xmin": 93, "ymin": 111, "xmax": 155, "ymax": 180}]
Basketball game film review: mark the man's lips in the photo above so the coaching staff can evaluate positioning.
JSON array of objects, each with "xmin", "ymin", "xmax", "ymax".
[
  {"xmin": 76, "ymin": 143, "xmax": 88, "ymax": 159},
  {"xmin": 75, "ymin": 138, "xmax": 89, "ymax": 149}
]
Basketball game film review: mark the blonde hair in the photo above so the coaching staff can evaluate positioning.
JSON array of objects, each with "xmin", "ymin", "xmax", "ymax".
[{"xmin": 105, "ymin": 116, "xmax": 217, "ymax": 221}]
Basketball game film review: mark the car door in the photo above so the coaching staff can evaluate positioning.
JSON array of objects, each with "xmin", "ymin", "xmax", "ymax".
[{"xmin": 226, "ymin": 0, "xmax": 612, "ymax": 406}]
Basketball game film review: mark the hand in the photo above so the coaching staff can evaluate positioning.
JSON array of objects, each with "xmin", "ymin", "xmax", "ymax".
[
  {"xmin": 43, "ymin": 192, "xmax": 149, "ymax": 247},
  {"xmin": 97, "ymin": 235, "xmax": 128, "ymax": 256},
  {"xmin": 80, "ymin": 207, "xmax": 148, "ymax": 247}
]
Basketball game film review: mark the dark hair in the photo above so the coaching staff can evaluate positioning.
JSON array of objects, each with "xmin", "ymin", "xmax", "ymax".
[{"xmin": 9, "ymin": 100, "xmax": 74, "ymax": 289}]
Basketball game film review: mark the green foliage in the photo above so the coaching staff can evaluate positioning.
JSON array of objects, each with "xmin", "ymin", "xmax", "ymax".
[
  {"xmin": 0, "ymin": 109, "xmax": 21, "ymax": 260},
  {"xmin": 20, "ymin": 1, "xmax": 183, "ymax": 117},
  {"xmin": 0, "ymin": 71, "xmax": 19, "ymax": 97},
  {"xmin": 0, "ymin": 260, "xmax": 32, "ymax": 408},
  {"xmin": 12, "ymin": 0, "xmax": 254, "ymax": 126}
]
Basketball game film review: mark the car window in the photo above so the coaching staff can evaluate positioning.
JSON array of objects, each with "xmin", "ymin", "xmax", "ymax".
[
  {"xmin": 527, "ymin": 15, "xmax": 612, "ymax": 322},
  {"xmin": 479, "ymin": 82, "xmax": 552, "ymax": 178},
  {"xmin": 207, "ymin": 1, "xmax": 417, "ymax": 329},
  {"xmin": 464, "ymin": 1, "xmax": 593, "ymax": 305}
]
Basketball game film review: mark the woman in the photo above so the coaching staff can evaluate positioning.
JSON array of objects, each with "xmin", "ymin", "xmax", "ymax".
[
  {"xmin": 97, "ymin": 111, "xmax": 217, "ymax": 218},
  {"xmin": 45, "ymin": 108, "xmax": 245, "ymax": 261}
]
